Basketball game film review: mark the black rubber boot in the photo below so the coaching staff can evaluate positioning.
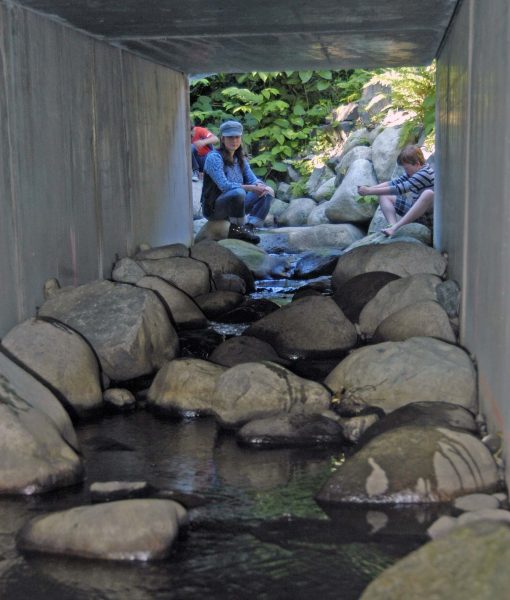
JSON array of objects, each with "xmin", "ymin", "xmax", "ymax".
[{"xmin": 228, "ymin": 223, "xmax": 260, "ymax": 245}]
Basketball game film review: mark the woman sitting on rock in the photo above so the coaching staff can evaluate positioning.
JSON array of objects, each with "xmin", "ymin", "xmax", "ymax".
[{"xmin": 201, "ymin": 119, "xmax": 274, "ymax": 244}]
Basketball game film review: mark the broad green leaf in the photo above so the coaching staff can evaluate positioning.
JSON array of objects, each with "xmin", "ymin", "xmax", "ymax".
[{"xmin": 299, "ymin": 71, "xmax": 313, "ymax": 83}]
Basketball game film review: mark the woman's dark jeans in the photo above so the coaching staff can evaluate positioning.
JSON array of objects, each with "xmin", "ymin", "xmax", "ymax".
[{"xmin": 208, "ymin": 188, "xmax": 272, "ymax": 224}]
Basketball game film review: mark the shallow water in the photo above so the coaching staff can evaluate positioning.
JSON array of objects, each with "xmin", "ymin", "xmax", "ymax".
[{"xmin": 0, "ymin": 411, "xmax": 441, "ymax": 600}]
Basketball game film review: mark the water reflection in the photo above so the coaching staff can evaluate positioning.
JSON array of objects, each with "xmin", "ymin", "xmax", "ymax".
[{"xmin": 0, "ymin": 411, "xmax": 430, "ymax": 600}]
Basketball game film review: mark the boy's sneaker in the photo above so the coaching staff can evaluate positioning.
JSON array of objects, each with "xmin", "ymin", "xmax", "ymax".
[
  {"xmin": 228, "ymin": 224, "xmax": 260, "ymax": 245},
  {"xmin": 192, "ymin": 170, "xmax": 200, "ymax": 181}
]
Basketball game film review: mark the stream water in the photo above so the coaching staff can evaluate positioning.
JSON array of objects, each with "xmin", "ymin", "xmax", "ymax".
[{"xmin": 0, "ymin": 275, "xmax": 447, "ymax": 599}]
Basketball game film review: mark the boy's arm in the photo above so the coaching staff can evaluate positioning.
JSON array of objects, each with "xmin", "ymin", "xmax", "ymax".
[{"xmin": 358, "ymin": 182, "xmax": 396, "ymax": 196}]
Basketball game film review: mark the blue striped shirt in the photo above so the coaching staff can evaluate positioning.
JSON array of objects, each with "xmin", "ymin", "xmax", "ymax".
[
  {"xmin": 389, "ymin": 165, "xmax": 434, "ymax": 201},
  {"xmin": 204, "ymin": 150, "xmax": 260, "ymax": 193}
]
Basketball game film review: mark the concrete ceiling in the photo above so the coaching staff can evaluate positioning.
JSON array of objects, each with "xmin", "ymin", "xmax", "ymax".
[{"xmin": 12, "ymin": 0, "xmax": 460, "ymax": 74}]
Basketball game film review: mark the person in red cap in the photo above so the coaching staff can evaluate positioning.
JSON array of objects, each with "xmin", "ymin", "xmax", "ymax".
[{"xmin": 191, "ymin": 121, "xmax": 219, "ymax": 181}]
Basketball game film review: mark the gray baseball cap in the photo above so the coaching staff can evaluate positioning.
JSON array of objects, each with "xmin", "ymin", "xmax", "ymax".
[{"xmin": 219, "ymin": 120, "xmax": 243, "ymax": 137}]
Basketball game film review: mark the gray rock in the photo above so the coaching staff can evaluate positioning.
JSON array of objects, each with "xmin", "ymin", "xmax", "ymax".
[
  {"xmin": 340, "ymin": 128, "xmax": 372, "ymax": 156},
  {"xmin": 2, "ymin": 317, "xmax": 103, "ymax": 418},
  {"xmin": 138, "ymin": 257, "xmax": 211, "ymax": 297},
  {"xmin": 332, "ymin": 242, "xmax": 448, "ymax": 287},
  {"xmin": 244, "ymin": 296, "xmax": 357, "ymax": 360},
  {"xmin": 373, "ymin": 300, "xmax": 457, "ymax": 343},
  {"xmin": 457, "ymin": 509, "xmax": 510, "ymax": 526},
  {"xmin": 136, "ymin": 276, "xmax": 207, "ymax": 330},
  {"xmin": 38, "ymin": 280, "xmax": 179, "ymax": 381},
  {"xmin": 454, "ymin": 494, "xmax": 500, "ymax": 512},
  {"xmin": 277, "ymin": 198, "xmax": 317, "ymax": 226},
  {"xmin": 43, "ymin": 277, "xmax": 61, "ymax": 299},
  {"xmin": 313, "ymin": 176, "xmax": 336, "ymax": 202},
  {"xmin": 371, "ymin": 126, "xmax": 404, "ymax": 181},
  {"xmin": 190, "ymin": 240, "xmax": 255, "ymax": 293},
  {"xmin": 330, "ymin": 102, "xmax": 359, "ymax": 124},
  {"xmin": 324, "ymin": 337, "xmax": 477, "ymax": 414},
  {"xmin": 194, "ymin": 291, "xmax": 245, "ymax": 319},
  {"xmin": 335, "ymin": 145, "xmax": 372, "ymax": 176},
  {"xmin": 237, "ymin": 413, "xmax": 345, "ymax": 447},
  {"xmin": 307, "ymin": 202, "xmax": 330, "ymax": 225},
  {"xmin": 90, "ymin": 481, "xmax": 150, "ymax": 502},
  {"xmin": 292, "ymin": 252, "xmax": 341, "ymax": 279},
  {"xmin": 427, "ymin": 515, "xmax": 459, "ymax": 539},
  {"xmin": 146, "ymin": 358, "xmax": 226, "ymax": 416},
  {"xmin": 218, "ymin": 239, "xmax": 291, "ymax": 279},
  {"xmin": 212, "ymin": 361, "xmax": 331, "ymax": 428},
  {"xmin": 317, "ymin": 426, "xmax": 499, "ymax": 504},
  {"xmin": 333, "ymin": 271, "xmax": 400, "ymax": 323},
  {"xmin": 436, "ymin": 279, "xmax": 461, "ymax": 317},
  {"xmin": 103, "ymin": 388, "xmax": 136, "ymax": 411},
  {"xmin": 276, "ymin": 181, "xmax": 291, "ymax": 201},
  {"xmin": 356, "ymin": 403, "xmax": 478, "ymax": 454},
  {"xmin": 325, "ymin": 159, "xmax": 378, "ymax": 223},
  {"xmin": 134, "ymin": 244, "xmax": 190, "ymax": 260},
  {"xmin": 212, "ymin": 273, "xmax": 247, "ymax": 295},
  {"xmin": 111, "ymin": 258, "xmax": 146, "ymax": 284},
  {"xmin": 360, "ymin": 520, "xmax": 510, "ymax": 599},
  {"xmin": 305, "ymin": 166, "xmax": 335, "ymax": 196},
  {"xmin": 275, "ymin": 224, "xmax": 365, "ymax": 252},
  {"xmin": 339, "ymin": 413, "xmax": 380, "ymax": 444},
  {"xmin": 359, "ymin": 273, "xmax": 443, "ymax": 337},
  {"xmin": 0, "ymin": 350, "xmax": 82, "ymax": 495},
  {"xmin": 17, "ymin": 499, "xmax": 188, "ymax": 561},
  {"xmin": 194, "ymin": 219, "xmax": 231, "ymax": 243},
  {"xmin": 269, "ymin": 198, "xmax": 290, "ymax": 220},
  {"xmin": 209, "ymin": 336, "xmax": 287, "ymax": 368}
]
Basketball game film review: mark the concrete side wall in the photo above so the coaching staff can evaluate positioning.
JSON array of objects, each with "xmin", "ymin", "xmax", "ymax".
[
  {"xmin": 436, "ymin": 0, "xmax": 510, "ymax": 479},
  {"xmin": 0, "ymin": 2, "xmax": 192, "ymax": 336}
]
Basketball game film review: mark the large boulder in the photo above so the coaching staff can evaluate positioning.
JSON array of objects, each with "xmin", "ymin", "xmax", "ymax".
[
  {"xmin": 17, "ymin": 499, "xmax": 188, "ymax": 561},
  {"xmin": 212, "ymin": 361, "xmax": 331, "ymax": 427},
  {"xmin": 335, "ymin": 146, "xmax": 372, "ymax": 176},
  {"xmin": 340, "ymin": 127, "xmax": 372, "ymax": 156},
  {"xmin": 312, "ymin": 176, "xmax": 336, "ymax": 202},
  {"xmin": 316, "ymin": 426, "xmax": 499, "ymax": 504},
  {"xmin": 277, "ymin": 198, "xmax": 317, "ymax": 226},
  {"xmin": 332, "ymin": 242, "xmax": 447, "ymax": 287},
  {"xmin": 194, "ymin": 220, "xmax": 231, "ymax": 243},
  {"xmin": 136, "ymin": 276, "xmax": 207, "ymax": 330},
  {"xmin": 373, "ymin": 301, "xmax": 457, "ymax": 343},
  {"xmin": 111, "ymin": 258, "xmax": 146, "ymax": 284},
  {"xmin": 137, "ymin": 257, "xmax": 211, "ymax": 297},
  {"xmin": 359, "ymin": 521, "xmax": 510, "ymax": 600},
  {"xmin": 146, "ymin": 358, "xmax": 226, "ymax": 416},
  {"xmin": 0, "ymin": 349, "xmax": 82, "ymax": 495},
  {"xmin": 194, "ymin": 291, "xmax": 245, "ymax": 319},
  {"xmin": 371, "ymin": 126, "xmax": 404, "ymax": 181},
  {"xmin": 305, "ymin": 165, "xmax": 335, "ymax": 197},
  {"xmin": 269, "ymin": 224, "xmax": 365, "ymax": 253},
  {"xmin": 2, "ymin": 317, "xmax": 103, "ymax": 418},
  {"xmin": 244, "ymin": 296, "xmax": 357, "ymax": 360},
  {"xmin": 333, "ymin": 271, "xmax": 400, "ymax": 323},
  {"xmin": 190, "ymin": 240, "xmax": 255, "ymax": 292},
  {"xmin": 307, "ymin": 203, "xmax": 330, "ymax": 225},
  {"xmin": 209, "ymin": 336, "xmax": 287, "ymax": 368},
  {"xmin": 324, "ymin": 337, "xmax": 477, "ymax": 414},
  {"xmin": 38, "ymin": 280, "xmax": 179, "ymax": 381},
  {"xmin": 359, "ymin": 273, "xmax": 443, "ymax": 336},
  {"xmin": 325, "ymin": 159, "xmax": 378, "ymax": 223}
]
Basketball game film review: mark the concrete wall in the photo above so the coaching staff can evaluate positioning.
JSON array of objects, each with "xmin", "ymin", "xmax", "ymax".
[
  {"xmin": 0, "ymin": 2, "xmax": 192, "ymax": 336},
  {"xmin": 436, "ymin": 0, "xmax": 510, "ymax": 481}
]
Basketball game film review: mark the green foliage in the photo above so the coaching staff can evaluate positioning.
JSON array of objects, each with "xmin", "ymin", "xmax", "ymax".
[
  {"xmin": 375, "ymin": 63, "xmax": 436, "ymax": 144},
  {"xmin": 356, "ymin": 195, "xmax": 379, "ymax": 206},
  {"xmin": 190, "ymin": 69, "xmax": 372, "ymax": 179},
  {"xmin": 289, "ymin": 179, "xmax": 308, "ymax": 198}
]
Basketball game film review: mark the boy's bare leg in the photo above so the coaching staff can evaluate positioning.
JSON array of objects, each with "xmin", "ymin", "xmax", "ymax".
[
  {"xmin": 379, "ymin": 195, "xmax": 398, "ymax": 225},
  {"xmin": 383, "ymin": 190, "xmax": 434, "ymax": 236}
]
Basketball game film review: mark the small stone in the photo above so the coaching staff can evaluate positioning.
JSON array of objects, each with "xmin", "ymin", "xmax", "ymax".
[
  {"xmin": 427, "ymin": 515, "xmax": 458, "ymax": 539},
  {"xmin": 457, "ymin": 508, "xmax": 510, "ymax": 526},
  {"xmin": 43, "ymin": 278, "xmax": 61, "ymax": 299},
  {"xmin": 90, "ymin": 481, "xmax": 150, "ymax": 502},
  {"xmin": 103, "ymin": 388, "xmax": 136, "ymax": 411},
  {"xmin": 482, "ymin": 433, "xmax": 502, "ymax": 455},
  {"xmin": 454, "ymin": 493, "xmax": 500, "ymax": 512}
]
